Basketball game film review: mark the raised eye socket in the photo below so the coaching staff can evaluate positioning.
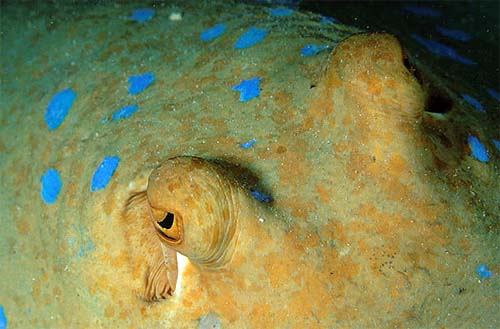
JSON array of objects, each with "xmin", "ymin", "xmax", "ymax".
[{"xmin": 151, "ymin": 209, "xmax": 182, "ymax": 243}]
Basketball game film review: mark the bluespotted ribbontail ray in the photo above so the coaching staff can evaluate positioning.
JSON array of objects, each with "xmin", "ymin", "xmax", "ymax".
[{"xmin": 0, "ymin": 1, "xmax": 498, "ymax": 328}]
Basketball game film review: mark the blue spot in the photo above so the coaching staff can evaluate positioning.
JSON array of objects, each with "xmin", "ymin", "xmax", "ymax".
[
  {"xmin": 45, "ymin": 88, "xmax": 76, "ymax": 130},
  {"xmin": 487, "ymin": 88, "xmax": 500, "ymax": 102},
  {"xmin": 411, "ymin": 34, "xmax": 476, "ymax": 65},
  {"xmin": 128, "ymin": 72, "xmax": 155, "ymax": 95},
  {"xmin": 460, "ymin": 94, "xmax": 484, "ymax": 112},
  {"xmin": 250, "ymin": 189, "xmax": 273, "ymax": 203},
  {"xmin": 40, "ymin": 169, "xmax": 62, "ymax": 204},
  {"xmin": 436, "ymin": 26, "xmax": 471, "ymax": 42},
  {"xmin": 111, "ymin": 105, "xmax": 139, "ymax": 121},
  {"xmin": 492, "ymin": 139, "xmax": 500, "ymax": 152},
  {"xmin": 320, "ymin": 15, "xmax": 337, "ymax": 24},
  {"xmin": 467, "ymin": 136, "xmax": 489, "ymax": 163},
  {"xmin": 130, "ymin": 8, "xmax": 155, "ymax": 23},
  {"xmin": 197, "ymin": 312, "xmax": 221, "ymax": 329},
  {"xmin": 240, "ymin": 138, "xmax": 257, "ymax": 149},
  {"xmin": 71, "ymin": 224, "xmax": 94, "ymax": 258},
  {"xmin": 268, "ymin": 8, "xmax": 294, "ymax": 16},
  {"xmin": 476, "ymin": 264, "xmax": 492, "ymax": 279},
  {"xmin": 301, "ymin": 44, "xmax": 328, "ymax": 57},
  {"xmin": 0, "ymin": 305, "xmax": 6, "ymax": 329},
  {"xmin": 90, "ymin": 156, "xmax": 120, "ymax": 192},
  {"xmin": 402, "ymin": 5, "xmax": 441, "ymax": 17},
  {"xmin": 232, "ymin": 77, "xmax": 261, "ymax": 102},
  {"xmin": 78, "ymin": 239, "xmax": 95, "ymax": 258},
  {"xmin": 234, "ymin": 27, "xmax": 268, "ymax": 49},
  {"xmin": 200, "ymin": 24, "xmax": 226, "ymax": 41}
]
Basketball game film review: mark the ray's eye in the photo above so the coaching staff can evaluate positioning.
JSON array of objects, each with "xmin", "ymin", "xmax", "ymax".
[
  {"xmin": 159, "ymin": 212, "xmax": 175, "ymax": 229},
  {"xmin": 151, "ymin": 209, "xmax": 182, "ymax": 243}
]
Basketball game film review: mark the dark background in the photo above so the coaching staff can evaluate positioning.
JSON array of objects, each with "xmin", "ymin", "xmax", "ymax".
[{"xmin": 299, "ymin": 1, "xmax": 499, "ymax": 118}]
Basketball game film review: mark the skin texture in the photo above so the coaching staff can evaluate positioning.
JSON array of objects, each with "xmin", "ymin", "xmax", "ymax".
[
  {"xmin": 136, "ymin": 156, "xmax": 328, "ymax": 324},
  {"xmin": 1, "ymin": 1, "xmax": 498, "ymax": 327},
  {"xmin": 116, "ymin": 34, "xmax": 499, "ymax": 327},
  {"xmin": 122, "ymin": 191, "xmax": 177, "ymax": 301}
]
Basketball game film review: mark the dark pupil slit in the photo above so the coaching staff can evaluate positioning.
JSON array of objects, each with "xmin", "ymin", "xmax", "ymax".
[{"xmin": 158, "ymin": 212, "xmax": 174, "ymax": 229}]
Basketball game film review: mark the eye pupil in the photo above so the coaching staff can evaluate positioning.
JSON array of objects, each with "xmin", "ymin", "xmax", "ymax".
[{"xmin": 158, "ymin": 212, "xmax": 175, "ymax": 229}]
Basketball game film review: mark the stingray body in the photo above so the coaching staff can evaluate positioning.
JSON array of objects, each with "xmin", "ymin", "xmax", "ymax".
[{"xmin": 0, "ymin": 1, "xmax": 498, "ymax": 328}]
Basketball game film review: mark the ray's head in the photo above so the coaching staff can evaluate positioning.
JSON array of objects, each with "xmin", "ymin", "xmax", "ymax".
[{"xmin": 146, "ymin": 156, "xmax": 240, "ymax": 268}]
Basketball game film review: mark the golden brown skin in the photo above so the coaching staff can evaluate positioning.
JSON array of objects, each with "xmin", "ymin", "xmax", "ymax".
[
  {"xmin": 111, "ymin": 33, "xmax": 498, "ymax": 327},
  {"xmin": 147, "ymin": 156, "xmax": 243, "ymax": 269},
  {"xmin": 122, "ymin": 191, "xmax": 178, "ymax": 301},
  {"xmin": 3, "ymin": 0, "xmax": 497, "ymax": 324},
  {"xmin": 125, "ymin": 156, "xmax": 292, "ymax": 303}
]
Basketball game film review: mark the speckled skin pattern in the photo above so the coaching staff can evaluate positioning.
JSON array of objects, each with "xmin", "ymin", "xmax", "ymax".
[{"xmin": 0, "ymin": 1, "xmax": 498, "ymax": 328}]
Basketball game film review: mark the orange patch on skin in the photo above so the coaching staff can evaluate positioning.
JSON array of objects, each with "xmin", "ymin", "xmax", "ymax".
[
  {"xmin": 270, "ymin": 91, "xmax": 294, "ymax": 125},
  {"xmin": 329, "ymin": 68, "xmax": 343, "ymax": 87},
  {"xmin": 348, "ymin": 221, "xmax": 369, "ymax": 236},
  {"xmin": 287, "ymin": 270, "xmax": 334, "ymax": 323},
  {"xmin": 264, "ymin": 252, "xmax": 297, "ymax": 289},
  {"xmin": 198, "ymin": 75, "xmax": 217, "ymax": 87},
  {"xmin": 356, "ymin": 238, "xmax": 370, "ymax": 255},
  {"xmin": 301, "ymin": 116, "xmax": 314, "ymax": 130},
  {"xmin": 458, "ymin": 237, "xmax": 471, "ymax": 252},
  {"xmin": 374, "ymin": 49, "xmax": 396, "ymax": 62},
  {"xmin": 348, "ymin": 147, "xmax": 416, "ymax": 203},
  {"xmin": 356, "ymin": 203, "xmax": 415, "ymax": 242},
  {"xmin": 337, "ymin": 256, "xmax": 359, "ymax": 281},
  {"xmin": 119, "ymin": 310, "xmax": 128, "ymax": 320},
  {"xmin": 111, "ymin": 250, "xmax": 129, "ymax": 268},
  {"xmin": 332, "ymin": 140, "xmax": 351, "ymax": 155},
  {"xmin": 346, "ymin": 150, "xmax": 372, "ymax": 181},
  {"xmin": 97, "ymin": 44, "xmax": 125, "ymax": 61},
  {"xmin": 104, "ymin": 305, "xmax": 115, "ymax": 318},
  {"xmin": 204, "ymin": 202, "xmax": 213, "ymax": 214},
  {"xmin": 212, "ymin": 58, "xmax": 228, "ymax": 71},
  {"xmin": 367, "ymin": 77, "xmax": 383, "ymax": 96},
  {"xmin": 386, "ymin": 78, "xmax": 397, "ymax": 89},
  {"xmin": 103, "ymin": 183, "xmax": 118, "ymax": 216},
  {"xmin": 306, "ymin": 84, "xmax": 335, "ymax": 127},
  {"xmin": 182, "ymin": 299, "xmax": 193, "ymax": 308},
  {"xmin": 53, "ymin": 286, "xmax": 62, "ymax": 296},
  {"xmin": 276, "ymin": 145, "xmax": 287, "ymax": 154},
  {"xmin": 387, "ymin": 153, "xmax": 410, "ymax": 178},
  {"xmin": 16, "ymin": 220, "xmax": 30, "ymax": 235},
  {"xmin": 199, "ymin": 116, "xmax": 229, "ymax": 133},
  {"xmin": 382, "ymin": 176, "xmax": 412, "ymax": 202},
  {"xmin": 286, "ymin": 290, "xmax": 314, "ymax": 320},
  {"xmin": 31, "ymin": 279, "xmax": 41, "ymax": 298},
  {"xmin": 250, "ymin": 303, "xmax": 272, "ymax": 327},
  {"xmin": 358, "ymin": 203, "xmax": 375, "ymax": 218},
  {"xmin": 315, "ymin": 184, "xmax": 330, "ymax": 204},
  {"xmin": 168, "ymin": 182, "xmax": 180, "ymax": 192},
  {"xmin": 276, "ymin": 147, "xmax": 312, "ymax": 218},
  {"xmin": 390, "ymin": 286, "xmax": 400, "ymax": 298},
  {"xmin": 182, "ymin": 264, "xmax": 204, "ymax": 299},
  {"xmin": 286, "ymin": 199, "xmax": 314, "ymax": 220},
  {"xmin": 203, "ymin": 276, "xmax": 240, "ymax": 322}
]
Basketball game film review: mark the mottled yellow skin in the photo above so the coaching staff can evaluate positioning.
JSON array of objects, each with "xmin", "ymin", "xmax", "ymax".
[
  {"xmin": 1, "ymin": 1, "xmax": 498, "ymax": 328},
  {"xmin": 112, "ymin": 35, "xmax": 498, "ymax": 328}
]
